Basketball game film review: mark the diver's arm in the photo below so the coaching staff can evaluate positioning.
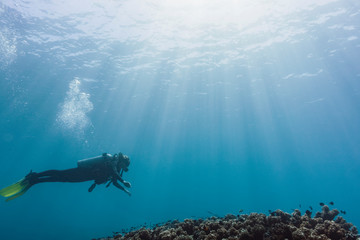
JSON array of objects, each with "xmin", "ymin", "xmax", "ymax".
[
  {"xmin": 112, "ymin": 180, "xmax": 131, "ymax": 196},
  {"xmin": 114, "ymin": 174, "xmax": 131, "ymax": 188},
  {"xmin": 110, "ymin": 162, "xmax": 131, "ymax": 188}
]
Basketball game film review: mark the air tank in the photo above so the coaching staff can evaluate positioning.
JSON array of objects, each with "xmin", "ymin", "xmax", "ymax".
[{"xmin": 77, "ymin": 153, "xmax": 112, "ymax": 168}]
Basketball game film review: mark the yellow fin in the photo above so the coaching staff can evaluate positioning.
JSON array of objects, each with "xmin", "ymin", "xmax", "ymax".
[
  {"xmin": 5, "ymin": 184, "xmax": 31, "ymax": 202},
  {"xmin": 0, "ymin": 178, "xmax": 28, "ymax": 198}
]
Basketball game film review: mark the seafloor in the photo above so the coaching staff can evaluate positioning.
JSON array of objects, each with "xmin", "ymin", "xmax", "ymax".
[{"xmin": 97, "ymin": 205, "xmax": 358, "ymax": 240}]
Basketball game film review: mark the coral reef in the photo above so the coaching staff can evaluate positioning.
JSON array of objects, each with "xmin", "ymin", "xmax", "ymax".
[{"xmin": 96, "ymin": 205, "xmax": 358, "ymax": 240}]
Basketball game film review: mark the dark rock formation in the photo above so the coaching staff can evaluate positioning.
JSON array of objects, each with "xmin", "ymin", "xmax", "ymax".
[
  {"xmin": 315, "ymin": 205, "xmax": 340, "ymax": 221},
  {"xmin": 96, "ymin": 207, "xmax": 358, "ymax": 240}
]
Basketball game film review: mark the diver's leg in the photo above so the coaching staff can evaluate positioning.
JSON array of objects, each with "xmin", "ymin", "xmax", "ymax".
[{"xmin": 30, "ymin": 168, "xmax": 93, "ymax": 183}]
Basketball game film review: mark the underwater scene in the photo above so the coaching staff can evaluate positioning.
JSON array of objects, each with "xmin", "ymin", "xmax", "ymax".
[{"xmin": 1, "ymin": 0, "xmax": 360, "ymax": 239}]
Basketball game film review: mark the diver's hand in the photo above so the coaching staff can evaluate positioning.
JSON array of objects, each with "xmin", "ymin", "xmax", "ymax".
[
  {"xmin": 123, "ymin": 181, "xmax": 131, "ymax": 188},
  {"xmin": 125, "ymin": 189, "xmax": 131, "ymax": 197}
]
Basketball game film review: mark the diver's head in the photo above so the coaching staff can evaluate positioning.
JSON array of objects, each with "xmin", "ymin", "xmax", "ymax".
[{"xmin": 117, "ymin": 152, "xmax": 130, "ymax": 172}]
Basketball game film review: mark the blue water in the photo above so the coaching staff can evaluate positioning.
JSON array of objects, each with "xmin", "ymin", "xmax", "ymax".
[{"xmin": 1, "ymin": 1, "xmax": 360, "ymax": 239}]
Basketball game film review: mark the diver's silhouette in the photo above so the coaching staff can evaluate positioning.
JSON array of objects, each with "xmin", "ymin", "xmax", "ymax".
[{"xmin": 0, "ymin": 152, "xmax": 131, "ymax": 201}]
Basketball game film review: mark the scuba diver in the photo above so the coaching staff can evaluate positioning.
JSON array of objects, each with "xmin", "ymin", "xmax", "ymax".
[{"xmin": 0, "ymin": 152, "xmax": 131, "ymax": 202}]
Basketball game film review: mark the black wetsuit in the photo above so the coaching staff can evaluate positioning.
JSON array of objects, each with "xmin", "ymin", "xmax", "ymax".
[
  {"xmin": 28, "ymin": 155, "xmax": 130, "ymax": 194},
  {"xmin": 33, "ymin": 163, "xmax": 114, "ymax": 184}
]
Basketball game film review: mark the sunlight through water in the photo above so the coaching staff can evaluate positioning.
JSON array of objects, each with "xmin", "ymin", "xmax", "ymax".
[{"xmin": 0, "ymin": 1, "xmax": 360, "ymax": 240}]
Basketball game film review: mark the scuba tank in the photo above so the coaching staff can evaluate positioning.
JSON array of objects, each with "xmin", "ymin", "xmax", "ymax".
[{"xmin": 77, "ymin": 153, "xmax": 112, "ymax": 168}]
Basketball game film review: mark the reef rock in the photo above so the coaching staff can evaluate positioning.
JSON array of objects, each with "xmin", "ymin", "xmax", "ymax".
[{"xmin": 96, "ymin": 207, "xmax": 358, "ymax": 240}]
